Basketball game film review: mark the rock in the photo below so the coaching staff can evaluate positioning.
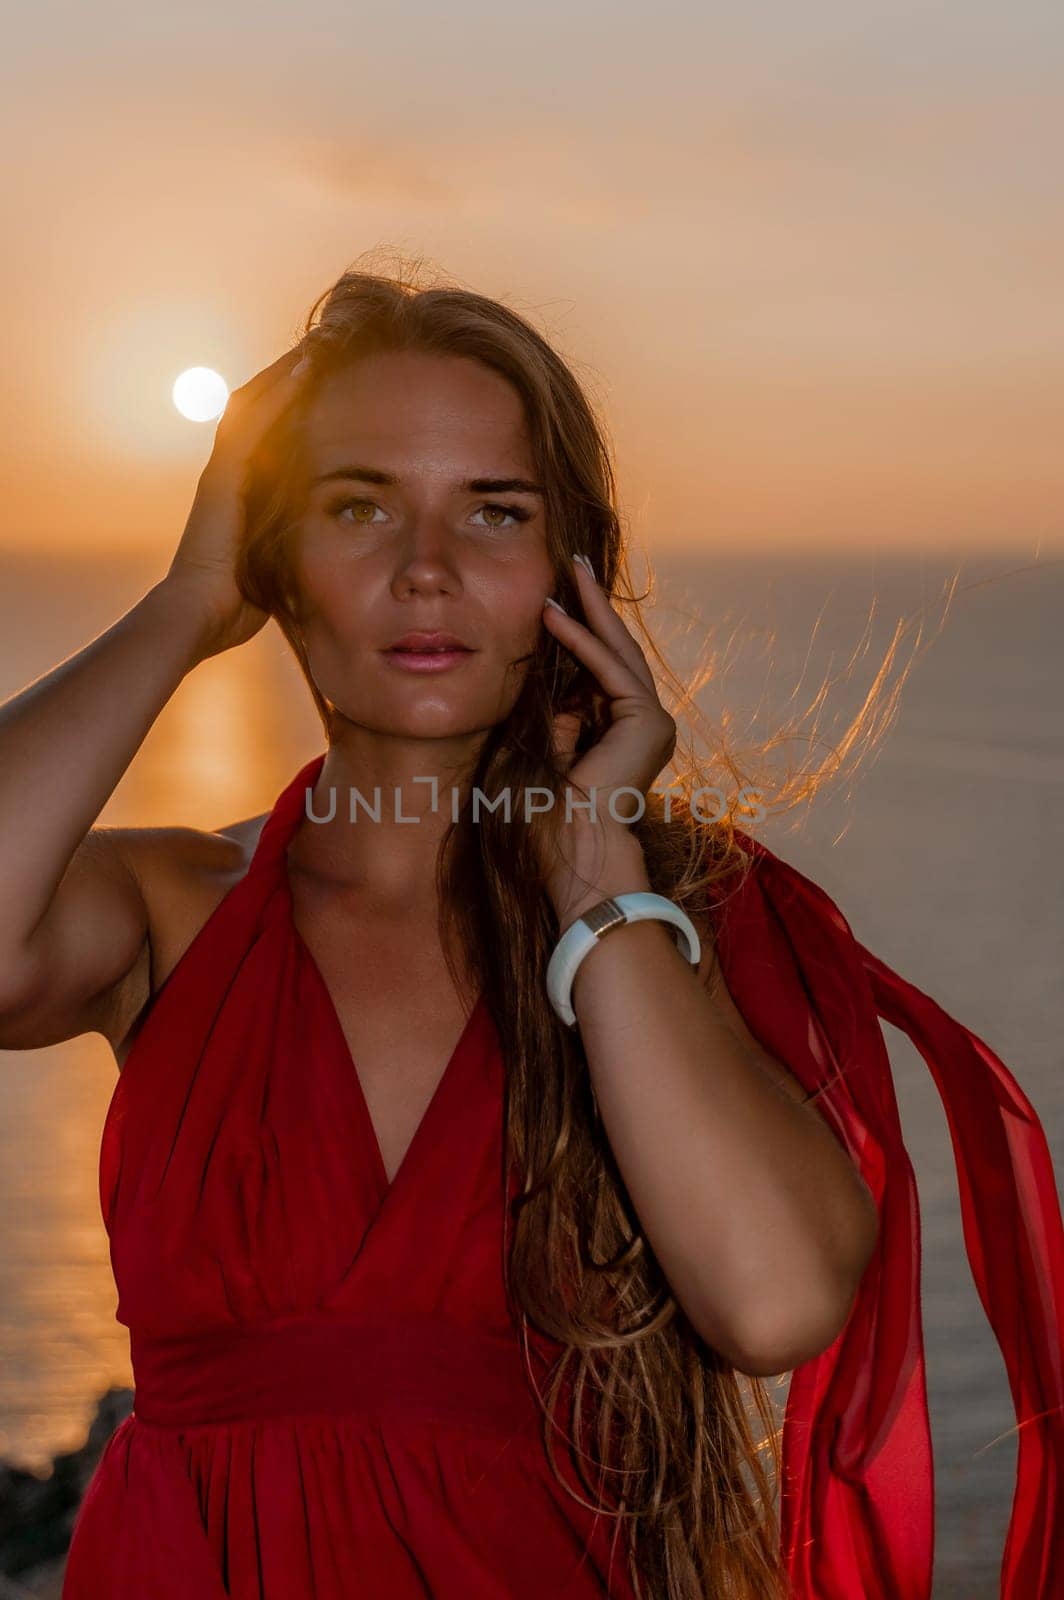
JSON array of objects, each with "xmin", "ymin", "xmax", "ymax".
[
  {"xmin": 3, "ymin": 1554, "xmax": 66, "ymax": 1597},
  {"xmin": 0, "ymin": 1387, "xmax": 133, "ymax": 1590}
]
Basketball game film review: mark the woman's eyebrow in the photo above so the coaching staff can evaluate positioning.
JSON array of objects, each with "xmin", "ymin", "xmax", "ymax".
[{"xmin": 310, "ymin": 463, "xmax": 545, "ymax": 496}]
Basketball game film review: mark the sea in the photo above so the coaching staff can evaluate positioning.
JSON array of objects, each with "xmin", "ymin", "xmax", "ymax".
[{"xmin": 0, "ymin": 544, "xmax": 1060, "ymax": 1597}]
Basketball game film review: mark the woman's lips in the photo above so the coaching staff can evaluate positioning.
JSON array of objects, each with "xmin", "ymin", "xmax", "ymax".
[{"xmin": 381, "ymin": 648, "xmax": 476, "ymax": 673}]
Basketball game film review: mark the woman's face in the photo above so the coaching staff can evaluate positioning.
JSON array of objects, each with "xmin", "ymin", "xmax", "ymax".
[{"xmin": 292, "ymin": 349, "xmax": 556, "ymax": 742}]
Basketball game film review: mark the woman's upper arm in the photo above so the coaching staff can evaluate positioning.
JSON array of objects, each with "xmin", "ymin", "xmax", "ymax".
[{"xmin": 0, "ymin": 827, "xmax": 151, "ymax": 1051}]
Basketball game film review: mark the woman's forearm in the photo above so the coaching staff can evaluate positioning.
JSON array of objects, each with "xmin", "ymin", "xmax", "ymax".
[
  {"xmin": 0, "ymin": 576, "xmax": 214, "ymax": 959},
  {"xmin": 549, "ymin": 837, "xmax": 878, "ymax": 1376}
]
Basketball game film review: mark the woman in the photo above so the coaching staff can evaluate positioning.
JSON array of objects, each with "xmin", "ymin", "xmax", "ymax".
[{"xmin": 0, "ymin": 262, "xmax": 1059, "ymax": 1600}]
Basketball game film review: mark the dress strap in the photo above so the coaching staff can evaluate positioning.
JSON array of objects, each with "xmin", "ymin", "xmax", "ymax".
[{"xmin": 243, "ymin": 750, "xmax": 328, "ymax": 883}]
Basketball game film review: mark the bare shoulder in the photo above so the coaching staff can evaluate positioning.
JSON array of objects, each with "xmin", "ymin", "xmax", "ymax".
[{"xmin": 103, "ymin": 811, "xmax": 270, "ymax": 1066}]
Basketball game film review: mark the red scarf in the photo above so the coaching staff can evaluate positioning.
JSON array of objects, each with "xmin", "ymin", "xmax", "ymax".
[{"xmin": 707, "ymin": 831, "xmax": 1064, "ymax": 1597}]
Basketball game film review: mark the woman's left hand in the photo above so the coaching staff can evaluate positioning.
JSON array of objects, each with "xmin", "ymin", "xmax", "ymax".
[{"xmin": 537, "ymin": 555, "xmax": 677, "ymax": 911}]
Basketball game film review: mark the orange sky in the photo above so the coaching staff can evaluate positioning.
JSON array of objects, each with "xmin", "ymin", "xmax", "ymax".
[{"xmin": 1, "ymin": 8, "xmax": 1061, "ymax": 559}]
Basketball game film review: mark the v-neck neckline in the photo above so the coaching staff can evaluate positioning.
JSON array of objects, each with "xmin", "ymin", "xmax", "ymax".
[
  {"xmin": 250, "ymin": 751, "xmax": 488, "ymax": 1202},
  {"xmin": 276, "ymin": 845, "xmax": 485, "ymax": 1203}
]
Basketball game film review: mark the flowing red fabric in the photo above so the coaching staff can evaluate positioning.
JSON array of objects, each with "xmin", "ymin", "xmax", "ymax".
[
  {"xmin": 61, "ymin": 751, "xmax": 1063, "ymax": 1597},
  {"xmin": 708, "ymin": 831, "xmax": 1064, "ymax": 1598}
]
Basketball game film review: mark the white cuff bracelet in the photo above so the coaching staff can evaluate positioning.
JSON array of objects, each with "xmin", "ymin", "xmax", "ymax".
[{"xmin": 546, "ymin": 891, "xmax": 701, "ymax": 1028}]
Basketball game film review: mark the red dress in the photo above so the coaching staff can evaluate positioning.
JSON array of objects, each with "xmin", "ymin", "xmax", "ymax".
[
  {"xmin": 62, "ymin": 753, "xmax": 640, "ymax": 1599},
  {"xmin": 62, "ymin": 752, "xmax": 1063, "ymax": 1598}
]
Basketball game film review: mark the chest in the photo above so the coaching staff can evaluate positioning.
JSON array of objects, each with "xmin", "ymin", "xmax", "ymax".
[{"xmin": 289, "ymin": 887, "xmax": 480, "ymax": 1187}]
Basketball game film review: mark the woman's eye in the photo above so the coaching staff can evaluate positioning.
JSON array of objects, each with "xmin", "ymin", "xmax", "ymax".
[
  {"xmin": 329, "ymin": 497, "xmax": 385, "ymax": 525},
  {"xmin": 471, "ymin": 503, "xmax": 532, "ymax": 530}
]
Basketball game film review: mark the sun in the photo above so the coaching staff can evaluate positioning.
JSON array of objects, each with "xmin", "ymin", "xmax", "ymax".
[{"xmin": 172, "ymin": 366, "xmax": 230, "ymax": 423}]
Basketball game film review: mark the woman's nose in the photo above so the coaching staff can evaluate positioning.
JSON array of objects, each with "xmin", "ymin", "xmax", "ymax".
[{"xmin": 390, "ymin": 523, "xmax": 462, "ymax": 592}]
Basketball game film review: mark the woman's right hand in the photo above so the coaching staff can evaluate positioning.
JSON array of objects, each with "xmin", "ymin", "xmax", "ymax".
[{"xmin": 163, "ymin": 344, "xmax": 309, "ymax": 660}]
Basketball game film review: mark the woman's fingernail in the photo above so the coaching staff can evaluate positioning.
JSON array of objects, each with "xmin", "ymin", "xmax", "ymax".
[
  {"xmin": 573, "ymin": 553, "xmax": 596, "ymax": 581},
  {"xmin": 544, "ymin": 595, "xmax": 568, "ymax": 614},
  {"xmin": 289, "ymin": 357, "xmax": 310, "ymax": 378}
]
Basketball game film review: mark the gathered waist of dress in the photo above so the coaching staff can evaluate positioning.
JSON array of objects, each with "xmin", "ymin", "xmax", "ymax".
[{"xmin": 130, "ymin": 1314, "xmax": 546, "ymax": 1435}]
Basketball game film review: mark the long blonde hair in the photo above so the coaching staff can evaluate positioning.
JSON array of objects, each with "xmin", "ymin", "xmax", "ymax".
[{"xmin": 239, "ymin": 248, "xmax": 939, "ymax": 1598}]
